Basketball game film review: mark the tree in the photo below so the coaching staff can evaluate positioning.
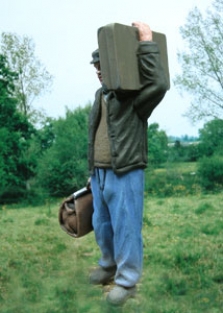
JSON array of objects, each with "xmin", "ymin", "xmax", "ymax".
[
  {"xmin": 0, "ymin": 54, "xmax": 36, "ymax": 202},
  {"xmin": 36, "ymin": 106, "xmax": 91, "ymax": 197},
  {"xmin": 0, "ymin": 32, "xmax": 53, "ymax": 119},
  {"xmin": 198, "ymin": 118, "xmax": 223, "ymax": 156},
  {"xmin": 147, "ymin": 123, "xmax": 168, "ymax": 166},
  {"xmin": 174, "ymin": 0, "xmax": 223, "ymax": 123},
  {"xmin": 198, "ymin": 155, "xmax": 223, "ymax": 190},
  {"xmin": 0, "ymin": 54, "xmax": 17, "ymax": 98}
]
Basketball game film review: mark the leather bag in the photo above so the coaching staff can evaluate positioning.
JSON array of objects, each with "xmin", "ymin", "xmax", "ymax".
[{"xmin": 59, "ymin": 187, "xmax": 93, "ymax": 238}]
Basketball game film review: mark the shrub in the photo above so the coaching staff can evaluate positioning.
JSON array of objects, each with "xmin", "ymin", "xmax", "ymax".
[
  {"xmin": 145, "ymin": 164, "xmax": 200, "ymax": 197},
  {"xmin": 198, "ymin": 155, "xmax": 223, "ymax": 191}
]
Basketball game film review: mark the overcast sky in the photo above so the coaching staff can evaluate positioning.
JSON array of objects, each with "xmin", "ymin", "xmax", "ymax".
[{"xmin": 0, "ymin": 0, "xmax": 213, "ymax": 137}]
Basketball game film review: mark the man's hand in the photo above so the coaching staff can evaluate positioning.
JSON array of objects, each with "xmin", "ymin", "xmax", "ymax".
[
  {"xmin": 86, "ymin": 177, "xmax": 91, "ymax": 190},
  {"xmin": 132, "ymin": 21, "xmax": 153, "ymax": 42}
]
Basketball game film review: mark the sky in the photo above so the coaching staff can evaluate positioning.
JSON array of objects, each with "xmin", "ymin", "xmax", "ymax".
[{"xmin": 0, "ymin": 0, "xmax": 213, "ymax": 137}]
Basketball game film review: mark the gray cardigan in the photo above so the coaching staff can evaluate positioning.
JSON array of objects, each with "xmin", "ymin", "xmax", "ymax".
[{"xmin": 88, "ymin": 41, "xmax": 168, "ymax": 174}]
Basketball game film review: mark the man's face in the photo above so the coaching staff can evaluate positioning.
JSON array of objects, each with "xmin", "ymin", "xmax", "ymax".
[{"xmin": 94, "ymin": 62, "xmax": 102, "ymax": 83}]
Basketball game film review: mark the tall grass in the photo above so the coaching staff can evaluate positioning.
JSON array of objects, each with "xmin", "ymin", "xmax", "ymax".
[{"xmin": 0, "ymin": 193, "xmax": 223, "ymax": 312}]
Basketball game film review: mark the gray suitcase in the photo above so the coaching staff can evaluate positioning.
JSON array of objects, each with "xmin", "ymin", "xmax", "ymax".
[{"xmin": 98, "ymin": 23, "xmax": 170, "ymax": 91}]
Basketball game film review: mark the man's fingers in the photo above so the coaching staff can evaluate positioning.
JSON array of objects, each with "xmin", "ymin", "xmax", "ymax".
[{"xmin": 132, "ymin": 21, "xmax": 152, "ymax": 41}]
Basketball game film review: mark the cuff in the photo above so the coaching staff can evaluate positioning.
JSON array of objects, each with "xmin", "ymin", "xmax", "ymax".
[{"xmin": 137, "ymin": 41, "xmax": 159, "ymax": 54}]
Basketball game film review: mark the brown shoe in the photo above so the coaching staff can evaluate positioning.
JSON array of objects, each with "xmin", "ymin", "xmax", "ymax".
[
  {"xmin": 89, "ymin": 266, "xmax": 116, "ymax": 285},
  {"xmin": 106, "ymin": 285, "xmax": 136, "ymax": 306}
]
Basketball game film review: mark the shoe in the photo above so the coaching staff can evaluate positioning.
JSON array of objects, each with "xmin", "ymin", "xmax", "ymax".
[
  {"xmin": 89, "ymin": 266, "xmax": 116, "ymax": 285},
  {"xmin": 106, "ymin": 285, "xmax": 136, "ymax": 306}
]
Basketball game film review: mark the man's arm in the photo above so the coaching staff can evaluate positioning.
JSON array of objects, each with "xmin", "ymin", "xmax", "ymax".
[{"xmin": 132, "ymin": 21, "xmax": 168, "ymax": 120}]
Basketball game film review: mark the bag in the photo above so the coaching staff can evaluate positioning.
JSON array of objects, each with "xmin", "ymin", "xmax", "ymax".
[{"xmin": 59, "ymin": 187, "xmax": 93, "ymax": 238}]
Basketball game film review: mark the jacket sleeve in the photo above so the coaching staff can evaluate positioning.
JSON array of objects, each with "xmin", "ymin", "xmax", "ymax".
[{"xmin": 133, "ymin": 41, "xmax": 169, "ymax": 120}]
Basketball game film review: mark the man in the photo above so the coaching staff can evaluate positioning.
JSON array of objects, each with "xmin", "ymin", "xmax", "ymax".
[{"xmin": 88, "ymin": 21, "xmax": 168, "ymax": 306}]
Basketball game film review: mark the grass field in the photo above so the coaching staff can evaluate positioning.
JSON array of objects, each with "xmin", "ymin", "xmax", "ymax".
[{"xmin": 0, "ymin": 193, "xmax": 223, "ymax": 313}]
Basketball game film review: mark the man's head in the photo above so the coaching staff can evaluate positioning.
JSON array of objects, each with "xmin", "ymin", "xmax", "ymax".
[
  {"xmin": 90, "ymin": 49, "xmax": 102, "ymax": 83},
  {"xmin": 90, "ymin": 49, "xmax": 99, "ymax": 64}
]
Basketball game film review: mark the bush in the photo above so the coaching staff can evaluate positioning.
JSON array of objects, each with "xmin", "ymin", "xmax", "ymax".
[
  {"xmin": 198, "ymin": 155, "xmax": 223, "ymax": 191},
  {"xmin": 36, "ymin": 106, "xmax": 90, "ymax": 197},
  {"xmin": 145, "ymin": 163, "xmax": 201, "ymax": 197}
]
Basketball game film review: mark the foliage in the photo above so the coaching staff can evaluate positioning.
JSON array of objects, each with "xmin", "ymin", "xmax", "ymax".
[
  {"xmin": 1, "ymin": 194, "xmax": 223, "ymax": 312},
  {"xmin": 174, "ymin": 0, "xmax": 223, "ymax": 122},
  {"xmin": 36, "ymin": 106, "xmax": 91, "ymax": 197},
  {"xmin": 0, "ymin": 54, "xmax": 36, "ymax": 203},
  {"xmin": 168, "ymin": 140, "xmax": 187, "ymax": 162},
  {"xmin": 167, "ymin": 118, "xmax": 223, "ymax": 163},
  {"xmin": 147, "ymin": 123, "xmax": 168, "ymax": 166},
  {"xmin": 198, "ymin": 118, "xmax": 223, "ymax": 156},
  {"xmin": 198, "ymin": 155, "xmax": 223, "ymax": 190},
  {"xmin": 36, "ymin": 117, "xmax": 56, "ymax": 151},
  {"xmin": 145, "ymin": 162, "xmax": 201, "ymax": 197},
  {"xmin": 168, "ymin": 134, "xmax": 198, "ymax": 143},
  {"xmin": 0, "ymin": 32, "xmax": 53, "ymax": 120},
  {"xmin": 168, "ymin": 141, "xmax": 200, "ymax": 162},
  {"xmin": 0, "ymin": 54, "xmax": 18, "ymax": 98}
]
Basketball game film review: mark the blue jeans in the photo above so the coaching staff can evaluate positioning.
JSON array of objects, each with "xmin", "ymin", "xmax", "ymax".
[{"xmin": 91, "ymin": 168, "xmax": 144, "ymax": 287}]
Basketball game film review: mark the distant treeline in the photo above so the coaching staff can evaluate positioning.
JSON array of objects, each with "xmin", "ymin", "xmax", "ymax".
[{"xmin": 1, "ymin": 94, "xmax": 223, "ymax": 204}]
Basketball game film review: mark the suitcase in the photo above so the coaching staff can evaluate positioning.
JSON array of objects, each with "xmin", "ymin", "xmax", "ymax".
[{"xmin": 97, "ymin": 23, "xmax": 170, "ymax": 91}]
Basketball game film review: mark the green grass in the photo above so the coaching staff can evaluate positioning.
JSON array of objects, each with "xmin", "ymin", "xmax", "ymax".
[{"xmin": 0, "ymin": 193, "xmax": 223, "ymax": 313}]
